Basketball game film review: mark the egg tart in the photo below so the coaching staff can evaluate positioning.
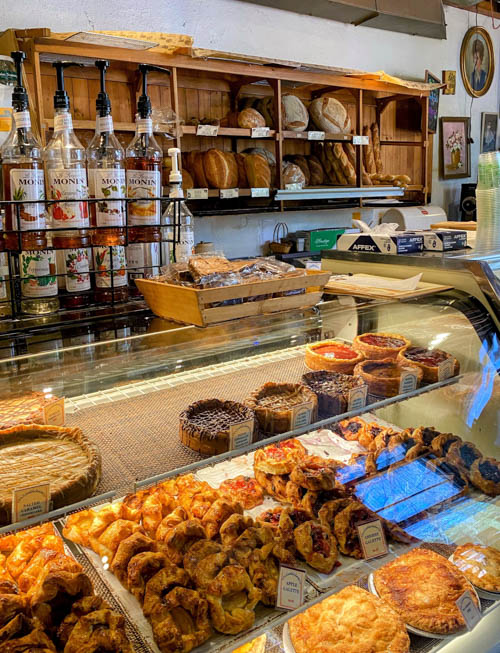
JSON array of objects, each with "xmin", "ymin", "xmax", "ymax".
[
  {"xmin": 302, "ymin": 370, "xmax": 367, "ymax": 418},
  {"xmin": 353, "ymin": 332, "xmax": 410, "ymax": 360},
  {"xmin": 245, "ymin": 382, "xmax": 317, "ymax": 435},
  {"xmin": 304, "ymin": 340, "xmax": 364, "ymax": 374},
  {"xmin": 451, "ymin": 543, "xmax": 500, "ymax": 593},
  {"xmin": 353, "ymin": 358, "xmax": 423, "ymax": 398},
  {"xmin": 397, "ymin": 346, "xmax": 460, "ymax": 384}
]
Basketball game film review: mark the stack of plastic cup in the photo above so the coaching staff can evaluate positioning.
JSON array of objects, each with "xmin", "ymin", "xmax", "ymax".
[{"xmin": 475, "ymin": 152, "xmax": 500, "ymax": 251}]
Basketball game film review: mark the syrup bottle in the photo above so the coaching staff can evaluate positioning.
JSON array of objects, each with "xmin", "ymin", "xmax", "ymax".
[
  {"xmin": 1, "ymin": 51, "xmax": 46, "ymax": 251},
  {"xmin": 125, "ymin": 64, "xmax": 170, "ymax": 244},
  {"xmin": 87, "ymin": 59, "xmax": 126, "ymax": 247}
]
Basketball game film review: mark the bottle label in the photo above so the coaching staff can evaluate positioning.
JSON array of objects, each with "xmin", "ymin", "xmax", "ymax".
[
  {"xmin": 173, "ymin": 232, "xmax": 195, "ymax": 263},
  {"xmin": 126, "ymin": 169, "xmax": 161, "ymax": 225},
  {"xmin": 9, "ymin": 169, "xmax": 46, "ymax": 231},
  {"xmin": 94, "ymin": 246, "xmax": 127, "ymax": 288},
  {"xmin": 47, "ymin": 169, "xmax": 89, "ymax": 228},
  {"xmin": 14, "ymin": 111, "xmax": 31, "ymax": 129},
  {"xmin": 97, "ymin": 116, "xmax": 113, "ymax": 133},
  {"xmin": 89, "ymin": 169, "xmax": 126, "ymax": 227},
  {"xmin": 137, "ymin": 118, "xmax": 152, "ymax": 134},
  {"xmin": 20, "ymin": 250, "xmax": 57, "ymax": 297},
  {"xmin": 127, "ymin": 242, "xmax": 160, "ymax": 279},
  {"xmin": 54, "ymin": 113, "xmax": 73, "ymax": 131},
  {"xmin": 62, "ymin": 248, "xmax": 91, "ymax": 292}
]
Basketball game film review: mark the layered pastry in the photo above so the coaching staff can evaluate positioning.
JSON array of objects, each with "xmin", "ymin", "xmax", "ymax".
[
  {"xmin": 288, "ymin": 585, "xmax": 410, "ymax": 653},
  {"xmin": 290, "ymin": 455, "xmax": 345, "ymax": 491},
  {"xmin": 254, "ymin": 438, "xmax": 306, "ymax": 475},
  {"xmin": 336, "ymin": 416, "xmax": 366, "ymax": 441},
  {"xmin": 451, "ymin": 543, "xmax": 500, "ymax": 593},
  {"xmin": 0, "ymin": 391, "xmax": 62, "ymax": 429},
  {"xmin": 302, "ymin": 371, "xmax": 366, "ymax": 417},
  {"xmin": 245, "ymin": 382, "xmax": 318, "ymax": 435},
  {"xmin": 446, "ymin": 440, "xmax": 482, "ymax": 476},
  {"xmin": 353, "ymin": 332, "xmax": 410, "ymax": 361},
  {"xmin": 218, "ymin": 476, "xmax": 264, "ymax": 509},
  {"xmin": 353, "ymin": 359, "xmax": 423, "ymax": 398},
  {"xmin": 0, "ymin": 424, "xmax": 101, "ymax": 525},
  {"xmin": 293, "ymin": 521, "xmax": 338, "ymax": 573},
  {"xmin": 179, "ymin": 399, "xmax": 255, "ymax": 455},
  {"xmin": 469, "ymin": 457, "xmax": 500, "ymax": 496},
  {"xmin": 304, "ymin": 340, "xmax": 364, "ymax": 374},
  {"xmin": 373, "ymin": 548, "xmax": 480, "ymax": 634},
  {"xmin": 397, "ymin": 346, "xmax": 460, "ymax": 383}
]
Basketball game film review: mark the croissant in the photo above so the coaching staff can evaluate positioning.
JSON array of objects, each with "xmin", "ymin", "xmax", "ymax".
[
  {"xmin": 0, "ymin": 614, "xmax": 56, "ymax": 651},
  {"xmin": 89, "ymin": 519, "xmax": 143, "ymax": 562},
  {"xmin": 143, "ymin": 563, "xmax": 190, "ymax": 625},
  {"xmin": 62, "ymin": 510, "xmax": 97, "ymax": 548},
  {"xmin": 57, "ymin": 595, "xmax": 109, "ymax": 647},
  {"xmin": 192, "ymin": 549, "xmax": 232, "ymax": 590},
  {"xmin": 163, "ymin": 520, "xmax": 206, "ymax": 565},
  {"xmin": 121, "ymin": 489, "xmax": 150, "ymax": 523},
  {"xmin": 110, "ymin": 532, "xmax": 154, "ymax": 586},
  {"xmin": 127, "ymin": 551, "xmax": 168, "ymax": 605},
  {"xmin": 29, "ymin": 569, "xmax": 93, "ymax": 630},
  {"xmin": 183, "ymin": 540, "xmax": 224, "ymax": 579},
  {"xmin": 1, "ymin": 524, "xmax": 53, "ymax": 556},
  {"xmin": 64, "ymin": 608, "xmax": 133, "ymax": 653},
  {"xmin": 155, "ymin": 506, "xmax": 188, "ymax": 542},
  {"xmin": 206, "ymin": 564, "xmax": 261, "ymax": 634},
  {"xmin": 87, "ymin": 503, "xmax": 124, "ymax": 540},
  {"xmin": 187, "ymin": 488, "xmax": 220, "ymax": 521}
]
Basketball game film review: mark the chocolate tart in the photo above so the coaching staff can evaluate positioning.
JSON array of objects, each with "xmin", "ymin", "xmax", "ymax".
[
  {"xmin": 397, "ymin": 346, "xmax": 460, "ymax": 383},
  {"xmin": 0, "ymin": 392, "xmax": 62, "ymax": 430},
  {"xmin": 302, "ymin": 371, "xmax": 366, "ymax": 417},
  {"xmin": 179, "ymin": 399, "xmax": 255, "ymax": 455},
  {"xmin": 0, "ymin": 424, "xmax": 101, "ymax": 525},
  {"xmin": 353, "ymin": 358, "xmax": 423, "ymax": 398},
  {"xmin": 353, "ymin": 332, "xmax": 410, "ymax": 361},
  {"xmin": 304, "ymin": 340, "xmax": 364, "ymax": 374},
  {"xmin": 244, "ymin": 382, "xmax": 317, "ymax": 435}
]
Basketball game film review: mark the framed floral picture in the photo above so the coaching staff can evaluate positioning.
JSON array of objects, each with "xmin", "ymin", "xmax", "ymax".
[{"xmin": 439, "ymin": 117, "xmax": 471, "ymax": 180}]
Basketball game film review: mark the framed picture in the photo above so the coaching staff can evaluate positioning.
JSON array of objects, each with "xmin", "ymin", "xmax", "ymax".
[
  {"xmin": 442, "ymin": 70, "xmax": 456, "ymax": 95},
  {"xmin": 460, "ymin": 26, "xmax": 495, "ymax": 97},
  {"xmin": 425, "ymin": 70, "xmax": 440, "ymax": 134},
  {"xmin": 439, "ymin": 117, "xmax": 471, "ymax": 180},
  {"xmin": 481, "ymin": 112, "xmax": 498, "ymax": 152}
]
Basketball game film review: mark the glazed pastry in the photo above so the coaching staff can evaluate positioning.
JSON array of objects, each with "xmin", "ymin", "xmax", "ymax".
[
  {"xmin": 337, "ymin": 416, "xmax": 366, "ymax": 441},
  {"xmin": 373, "ymin": 548, "xmax": 480, "ymax": 634},
  {"xmin": 201, "ymin": 499, "xmax": 243, "ymax": 539},
  {"xmin": 245, "ymin": 382, "xmax": 318, "ymax": 435},
  {"xmin": 411, "ymin": 426, "xmax": 442, "ymax": 447},
  {"xmin": 317, "ymin": 498, "xmax": 352, "ymax": 531},
  {"xmin": 205, "ymin": 564, "xmax": 261, "ymax": 634},
  {"xmin": 397, "ymin": 346, "xmax": 460, "ymax": 383},
  {"xmin": 218, "ymin": 476, "xmax": 264, "ymax": 510},
  {"xmin": 0, "ymin": 614, "xmax": 57, "ymax": 652},
  {"xmin": 163, "ymin": 520, "xmax": 206, "ymax": 565},
  {"xmin": 293, "ymin": 521, "xmax": 338, "ymax": 573},
  {"xmin": 109, "ymin": 532, "xmax": 154, "ymax": 586},
  {"xmin": 127, "ymin": 552, "xmax": 168, "ymax": 604},
  {"xmin": 253, "ymin": 438, "xmax": 307, "ymax": 475},
  {"xmin": 87, "ymin": 503, "xmax": 124, "ymax": 540},
  {"xmin": 469, "ymin": 457, "xmax": 500, "ymax": 496},
  {"xmin": 232, "ymin": 634, "xmax": 267, "ymax": 653},
  {"xmin": 192, "ymin": 548, "xmax": 233, "ymax": 589},
  {"xmin": 353, "ymin": 358, "xmax": 423, "ymax": 398},
  {"xmin": 156, "ymin": 506, "xmax": 188, "ymax": 542},
  {"xmin": 371, "ymin": 429, "xmax": 403, "ymax": 454},
  {"xmin": 141, "ymin": 489, "xmax": 177, "ymax": 539},
  {"xmin": 57, "ymin": 595, "xmax": 109, "ymax": 647},
  {"xmin": 64, "ymin": 609, "xmax": 133, "ymax": 653},
  {"xmin": 248, "ymin": 547, "xmax": 279, "ymax": 606},
  {"xmin": 219, "ymin": 515, "xmax": 254, "ymax": 547},
  {"xmin": 62, "ymin": 510, "xmax": 97, "ymax": 548},
  {"xmin": 452, "ymin": 543, "xmax": 500, "ymax": 592},
  {"xmin": 447, "ymin": 441, "xmax": 482, "ymax": 476},
  {"xmin": 183, "ymin": 540, "xmax": 225, "ymax": 578},
  {"xmin": 359, "ymin": 422, "xmax": 388, "ymax": 450},
  {"xmin": 185, "ymin": 488, "xmax": 219, "ymax": 520},
  {"xmin": 88, "ymin": 519, "xmax": 143, "ymax": 561},
  {"xmin": 0, "ymin": 594, "xmax": 26, "ymax": 629},
  {"xmin": 288, "ymin": 585, "xmax": 410, "ymax": 653},
  {"xmin": 353, "ymin": 332, "xmax": 410, "ymax": 360},
  {"xmin": 431, "ymin": 433, "xmax": 462, "ymax": 457},
  {"xmin": 143, "ymin": 562, "xmax": 190, "ymax": 623},
  {"xmin": 121, "ymin": 489, "xmax": 150, "ymax": 522},
  {"xmin": 290, "ymin": 455, "xmax": 345, "ymax": 491},
  {"xmin": 301, "ymin": 488, "xmax": 348, "ymax": 518},
  {"xmin": 304, "ymin": 340, "xmax": 364, "ymax": 374},
  {"xmin": 255, "ymin": 507, "xmax": 284, "ymax": 533},
  {"xmin": 18, "ymin": 551, "xmax": 81, "ymax": 595},
  {"xmin": 302, "ymin": 370, "xmax": 367, "ymax": 417},
  {"xmin": 428, "ymin": 457, "xmax": 469, "ymax": 493},
  {"xmin": 334, "ymin": 501, "xmax": 375, "ymax": 558}
]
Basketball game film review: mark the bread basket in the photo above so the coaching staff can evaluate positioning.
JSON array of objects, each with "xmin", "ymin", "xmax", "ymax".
[{"xmin": 270, "ymin": 222, "xmax": 292, "ymax": 254}]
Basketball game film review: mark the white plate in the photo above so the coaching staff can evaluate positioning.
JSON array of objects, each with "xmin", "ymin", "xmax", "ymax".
[
  {"xmin": 282, "ymin": 622, "xmax": 296, "ymax": 653},
  {"xmin": 449, "ymin": 553, "xmax": 500, "ymax": 601}
]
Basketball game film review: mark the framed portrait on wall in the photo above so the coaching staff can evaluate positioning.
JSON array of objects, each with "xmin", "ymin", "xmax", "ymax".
[
  {"xmin": 425, "ymin": 70, "xmax": 440, "ymax": 133},
  {"xmin": 439, "ymin": 117, "xmax": 471, "ymax": 180},
  {"xmin": 460, "ymin": 27, "xmax": 494, "ymax": 97},
  {"xmin": 481, "ymin": 112, "xmax": 498, "ymax": 152}
]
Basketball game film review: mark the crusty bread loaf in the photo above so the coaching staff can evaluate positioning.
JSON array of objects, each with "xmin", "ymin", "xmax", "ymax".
[
  {"xmin": 238, "ymin": 108, "xmax": 266, "ymax": 129},
  {"xmin": 224, "ymin": 151, "xmax": 239, "ymax": 188},
  {"xmin": 282, "ymin": 162, "xmax": 306, "ymax": 187},
  {"xmin": 343, "ymin": 142, "xmax": 356, "ymax": 169},
  {"xmin": 235, "ymin": 153, "xmax": 248, "ymax": 188},
  {"xmin": 362, "ymin": 125, "xmax": 376, "ymax": 174},
  {"xmin": 333, "ymin": 143, "xmax": 356, "ymax": 185},
  {"xmin": 182, "ymin": 169, "xmax": 194, "ymax": 190},
  {"xmin": 192, "ymin": 151, "xmax": 209, "ymax": 188},
  {"xmin": 243, "ymin": 147, "xmax": 276, "ymax": 186},
  {"xmin": 256, "ymin": 97, "xmax": 275, "ymax": 127},
  {"xmin": 309, "ymin": 97, "xmax": 351, "ymax": 134},
  {"xmin": 308, "ymin": 156, "xmax": 324, "ymax": 186},
  {"xmin": 371, "ymin": 122, "xmax": 383, "ymax": 174},
  {"xmin": 281, "ymin": 94, "xmax": 308, "ymax": 132},
  {"xmin": 244, "ymin": 153, "xmax": 271, "ymax": 188},
  {"xmin": 291, "ymin": 155, "xmax": 310, "ymax": 185},
  {"xmin": 204, "ymin": 149, "xmax": 234, "ymax": 189}
]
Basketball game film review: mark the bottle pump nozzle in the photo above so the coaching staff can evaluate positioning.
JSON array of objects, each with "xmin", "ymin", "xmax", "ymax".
[
  {"xmin": 52, "ymin": 61, "xmax": 84, "ymax": 110},
  {"xmin": 137, "ymin": 64, "xmax": 170, "ymax": 119},
  {"xmin": 11, "ymin": 51, "xmax": 29, "ymax": 112},
  {"xmin": 95, "ymin": 59, "xmax": 111, "ymax": 117},
  {"xmin": 168, "ymin": 147, "xmax": 182, "ymax": 184}
]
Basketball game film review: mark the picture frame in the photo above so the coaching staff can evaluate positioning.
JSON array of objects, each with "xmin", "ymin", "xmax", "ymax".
[
  {"xmin": 439, "ymin": 117, "xmax": 471, "ymax": 180},
  {"xmin": 442, "ymin": 70, "xmax": 456, "ymax": 95},
  {"xmin": 425, "ymin": 70, "xmax": 440, "ymax": 134},
  {"xmin": 480, "ymin": 112, "xmax": 498, "ymax": 153},
  {"xmin": 460, "ymin": 26, "xmax": 495, "ymax": 97}
]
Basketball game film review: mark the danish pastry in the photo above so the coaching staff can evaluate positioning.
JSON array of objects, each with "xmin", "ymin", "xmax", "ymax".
[
  {"xmin": 0, "ymin": 614, "xmax": 56, "ymax": 651},
  {"xmin": 248, "ymin": 547, "xmax": 279, "ymax": 606},
  {"xmin": 155, "ymin": 506, "xmax": 188, "ymax": 542},
  {"xmin": 143, "ymin": 563, "xmax": 190, "ymax": 624},
  {"xmin": 62, "ymin": 510, "xmax": 97, "ymax": 547},
  {"xmin": 447, "ymin": 441, "xmax": 482, "ymax": 475},
  {"xmin": 218, "ymin": 476, "xmax": 264, "ymax": 510},
  {"xmin": 163, "ymin": 520, "xmax": 206, "ymax": 565},
  {"xmin": 110, "ymin": 532, "xmax": 154, "ymax": 586},
  {"xmin": 183, "ymin": 540, "xmax": 224, "ymax": 579},
  {"xmin": 301, "ymin": 488, "xmax": 349, "ymax": 518},
  {"xmin": 64, "ymin": 609, "xmax": 133, "ymax": 653},
  {"xmin": 219, "ymin": 514, "xmax": 255, "ymax": 547},
  {"xmin": 253, "ymin": 438, "xmax": 307, "ymax": 475},
  {"xmin": 469, "ymin": 457, "xmax": 500, "ymax": 496},
  {"xmin": 29, "ymin": 569, "xmax": 93, "ymax": 630},
  {"xmin": 334, "ymin": 501, "xmax": 375, "ymax": 558},
  {"xmin": 56, "ymin": 595, "xmax": 109, "ymax": 647},
  {"xmin": 336, "ymin": 416, "xmax": 366, "ymax": 441},
  {"xmin": 206, "ymin": 564, "xmax": 261, "ymax": 634},
  {"xmin": 430, "ymin": 433, "xmax": 462, "ymax": 457},
  {"xmin": 142, "ymin": 489, "xmax": 178, "ymax": 538},
  {"xmin": 293, "ymin": 521, "xmax": 338, "ymax": 573},
  {"xmin": 192, "ymin": 548, "xmax": 232, "ymax": 589},
  {"xmin": 451, "ymin": 543, "xmax": 500, "ymax": 592},
  {"xmin": 290, "ymin": 455, "xmax": 345, "ymax": 491},
  {"xmin": 0, "ymin": 595, "xmax": 26, "ymax": 629},
  {"xmin": 89, "ymin": 519, "xmax": 143, "ymax": 561},
  {"xmin": 201, "ymin": 499, "xmax": 243, "ymax": 539},
  {"xmin": 121, "ymin": 489, "xmax": 149, "ymax": 522},
  {"xmin": 127, "ymin": 551, "xmax": 168, "ymax": 604}
]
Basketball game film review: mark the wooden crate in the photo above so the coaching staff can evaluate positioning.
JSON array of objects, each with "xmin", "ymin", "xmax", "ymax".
[{"xmin": 135, "ymin": 270, "xmax": 330, "ymax": 326}]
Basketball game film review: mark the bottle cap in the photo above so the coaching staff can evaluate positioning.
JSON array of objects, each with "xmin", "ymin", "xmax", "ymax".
[
  {"xmin": 52, "ymin": 61, "xmax": 84, "ymax": 110},
  {"xmin": 137, "ymin": 64, "xmax": 170, "ymax": 120},
  {"xmin": 95, "ymin": 59, "xmax": 111, "ymax": 117},
  {"xmin": 10, "ymin": 51, "xmax": 29, "ymax": 112},
  {"xmin": 168, "ymin": 147, "xmax": 182, "ymax": 184}
]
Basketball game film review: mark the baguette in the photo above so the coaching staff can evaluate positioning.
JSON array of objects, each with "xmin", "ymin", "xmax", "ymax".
[
  {"xmin": 362, "ymin": 125, "xmax": 376, "ymax": 174},
  {"xmin": 394, "ymin": 174, "xmax": 411, "ymax": 185},
  {"xmin": 362, "ymin": 162, "xmax": 372, "ymax": 186},
  {"xmin": 371, "ymin": 122, "xmax": 383, "ymax": 174},
  {"xmin": 334, "ymin": 143, "xmax": 356, "ymax": 185},
  {"xmin": 343, "ymin": 141, "xmax": 356, "ymax": 169},
  {"xmin": 308, "ymin": 156, "xmax": 324, "ymax": 186},
  {"xmin": 326, "ymin": 143, "xmax": 347, "ymax": 184}
]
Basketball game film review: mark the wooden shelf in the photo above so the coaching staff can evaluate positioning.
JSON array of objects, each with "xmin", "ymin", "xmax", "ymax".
[
  {"xmin": 380, "ymin": 140, "xmax": 426, "ymax": 147},
  {"xmin": 281, "ymin": 130, "xmax": 352, "ymax": 142},
  {"xmin": 181, "ymin": 126, "xmax": 276, "ymax": 138}
]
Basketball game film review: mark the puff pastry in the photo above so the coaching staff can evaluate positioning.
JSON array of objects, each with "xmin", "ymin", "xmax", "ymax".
[
  {"xmin": 253, "ymin": 438, "xmax": 306, "ymax": 475},
  {"xmin": 452, "ymin": 543, "xmax": 500, "ymax": 592},
  {"xmin": 218, "ymin": 476, "xmax": 264, "ymax": 509},
  {"xmin": 290, "ymin": 455, "xmax": 345, "ymax": 491},
  {"xmin": 205, "ymin": 564, "xmax": 261, "ymax": 634},
  {"xmin": 469, "ymin": 457, "xmax": 500, "ymax": 496},
  {"xmin": 293, "ymin": 521, "xmax": 338, "ymax": 573}
]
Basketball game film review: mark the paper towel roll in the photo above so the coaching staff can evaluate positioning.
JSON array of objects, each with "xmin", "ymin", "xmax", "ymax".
[{"xmin": 380, "ymin": 206, "xmax": 446, "ymax": 231}]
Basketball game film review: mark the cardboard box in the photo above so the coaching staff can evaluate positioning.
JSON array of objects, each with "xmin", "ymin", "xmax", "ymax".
[
  {"xmin": 336, "ymin": 232, "xmax": 424, "ymax": 254},
  {"xmin": 422, "ymin": 230, "xmax": 467, "ymax": 251},
  {"xmin": 308, "ymin": 228, "xmax": 345, "ymax": 251}
]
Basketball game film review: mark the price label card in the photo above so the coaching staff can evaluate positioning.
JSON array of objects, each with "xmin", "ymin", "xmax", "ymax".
[
  {"xmin": 307, "ymin": 131, "xmax": 325, "ymax": 141},
  {"xmin": 251, "ymin": 127, "xmax": 270, "ymax": 138},
  {"xmin": 291, "ymin": 402, "xmax": 314, "ymax": 429},
  {"xmin": 276, "ymin": 564, "xmax": 307, "ymax": 610},
  {"xmin": 12, "ymin": 483, "xmax": 50, "ymax": 523},
  {"xmin": 353, "ymin": 135, "xmax": 363, "ymax": 145},
  {"xmin": 399, "ymin": 369, "xmax": 418, "ymax": 394},
  {"xmin": 305, "ymin": 260, "xmax": 322, "ymax": 270},
  {"xmin": 220, "ymin": 188, "xmax": 239, "ymax": 199},
  {"xmin": 229, "ymin": 419, "xmax": 254, "ymax": 451},
  {"xmin": 348, "ymin": 385, "xmax": 368, "ymax": 412},
  {"xmin": 438, "ymin": 358, "xmax": 455, "ymax": 381},
  {"xmin": 251, "ymin": 187, "xmax": 270, "ymax": 198},
  {"xmin": 456, "ymin": 591, "xmax": 481, "ymax": 630},
  {"xmin": 285, "ymin": 183, "xmax": 303, "ymax": 191},
  {"xmin": 187, "ymin": 188, "xmax": 209, "ymax": 200},
  {"xmin": 196, "ymin": 124, "xmax": 219, "ymax": 136},
  {"xmin": 43, "ymin": 397, "xmax": 65, "ymax": 426},
  {"xmin": 356, "ymin": 518, "xmax": 388, "ymax": 559},
  {"xmin": 361, "ymin": 135, "xmax": 369, "ymax": 145}
]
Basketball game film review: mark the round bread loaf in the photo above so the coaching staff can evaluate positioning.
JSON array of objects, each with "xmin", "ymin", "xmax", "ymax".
[
  {"xmin": 182, "ymin": 169, "xmax": 194, "ymax": 189},
  {"xmin": 282, "ymin": 162, "xmax": 306, "ymax": 187},
  {"xmin": 238, "ymin": 108, "xmax": 266, "ymax": 129},
  {"xmin": 204, "ymin": 149, "xmax": 235, "ymax": 189},
  {"xmin": 309, "ymin": 97, "xmax": 351, "ymax": 134},
  {"xmin": 281, "ymin": 94, "xmax": 308, "ymax": 132},
  {"xmin": 244, "ymin": 153, "xmax": 271, "ymax": 188}
]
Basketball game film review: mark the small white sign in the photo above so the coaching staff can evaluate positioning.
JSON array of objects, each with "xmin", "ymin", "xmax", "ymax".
[
  {"xmin": 356, "ymin": 518, "xmax": 388, "ymax": 559},
  {"xmin": 229, "ymin": 419, "xmax": 254, "ymax": 451},
  {"xmin": 307, "ymin": 130, "xmax": 325, "ymax": 141},
  {"xmin": 12, "ymin": 483, "xmax": 51, "ymax": 523},
  {"xmin": 276, "ymin": 564, "xmax": 307, "ymax": 610},
  {"xmin": 348, "ymin": 385, "xmax": 368, "ymax": 412},
  {"xmin": 285, "ymin": 183, "xmax": 303, "ymax": 191},
  {"xmin": 305, "ymin": 260, "xmax": 322, "ymax": 270},
  {"xmin": 291, "ymin": 402, "xmax": 314, "ymax": 429},
  {"xmin": 220, "ymin": 188, "xmax": 239, "ymax": 199},
  {"xmin": 438, "ymin": 358, "xmax": 455, "ymax": 382},
  {"xmin": 251, "ymin": 127, "xmax": 270, "ymax": 138},
  {"xmin": 196, "ymin": 124, "xmax": 219, "ymax": 137},
  {"xmin": 187, "ymin": 188, "xmax": 209, "ymax": 200},
  {"xmin": 251, "ymin": 187, "xmax": 270, "ymax": 198},
  {"xmin": 353, "ymin": 135, "xmax": 363, "ymax": 145},
  {"xmin": 399, "ymin": 369, "xmax": 418, "ymax": 394},
  {"xmin": 456, "ymin": 591, "xmax": 481, "ymax": 631},
  {"xmin": 361, "ymin": 135, "xmax": 369, "ymax": 145}
]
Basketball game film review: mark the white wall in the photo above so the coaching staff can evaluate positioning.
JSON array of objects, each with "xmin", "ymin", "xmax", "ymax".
[{"xmin": 2, "ymin": 0, "xmax": 499, "ymax": 255}]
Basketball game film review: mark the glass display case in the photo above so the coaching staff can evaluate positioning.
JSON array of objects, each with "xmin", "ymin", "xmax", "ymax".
[{"xmin": 0, "ymin": 291, "xmax": 498, "ymax": 653}]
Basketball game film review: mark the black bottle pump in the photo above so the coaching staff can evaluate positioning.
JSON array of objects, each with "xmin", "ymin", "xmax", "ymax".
[
  {"xmin": 137, "ymin": 64, "xmax": 170, "ymax": 119},
  {"xmin": 10, "ymin": 51, "xmax": 29, "ymax": 112},
  {"xmin": 52, "ymin": 61, "xmax": 84, "ymax": 110},
  {"xmin": 95, "ymin": 59, "xmax": 111, "ymax": 117}
]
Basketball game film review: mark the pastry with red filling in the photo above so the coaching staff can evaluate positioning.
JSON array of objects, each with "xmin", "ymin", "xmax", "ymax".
[
  {"xmin": 353, "ymin": 332, "xmax": 410, "ymax": 361},
  {"xmin": 305, "ymin": 340, "xmax": 364, "ymax": 374},
  {"xmin": 290, "ymin": 455, "xmax": 345, "ymax": 491},
  {"xmin": 293, "ymin": 521, "xmax": 338, "ymax": 573},
  {"xmin": 397, "ymin": 346, "xmax": 460, "ymax": 384},
  {"xmin": 353, "ymin": 358, "xmax": 423, "ymax": 397},
  {"xmin": 253, "ymin": 438, "xmax": 306, "ymax": 475},
  {"xmin": 218, "ymin": 476, "xmax": 264, "ymax": 510}
]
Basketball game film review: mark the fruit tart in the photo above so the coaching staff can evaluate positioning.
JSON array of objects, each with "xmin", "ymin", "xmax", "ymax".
[
  {"xmin": 254, "ymin": 438, "xmax": 306, "ymax": 475},
  {"xmin": 302, "ymin": 370, "xmax": 367, "ymax": 417},
  {"xmin": 245, "ymin": 382, "xmax": 317, "ymax": 435},
  {"xmin": 353, "ymin": 358, "xmax": 423, "ymax": 398},
  {"xmin": 304, "ymin": 340, "xmax": 364, "ymax": 374},
  {"xmin": 451, "ymin": 543, "xmax": 500, "ymax": 593},
  {"xmin": 397, "ymin": 346, "xmax": 460, "ymax": 383},
  {"xmin": 293, "ymin": 521, "xmax": 338, "ymax": 573},
  {"xmin": 353, "ymin": 332, "xmax": 410, "ymax": 360},
  {"xmin": 469, "ymin": 457, "xmax": 500, "ymax": 496},
  {"xmin": 218, "ymin": 476, "xmax": 264, "ymax": 509}
]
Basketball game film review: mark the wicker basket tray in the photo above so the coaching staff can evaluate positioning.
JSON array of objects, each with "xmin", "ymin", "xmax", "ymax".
[{"xmin": 135, "ymin": 270, "xmax": 330, "ymax": 327}]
